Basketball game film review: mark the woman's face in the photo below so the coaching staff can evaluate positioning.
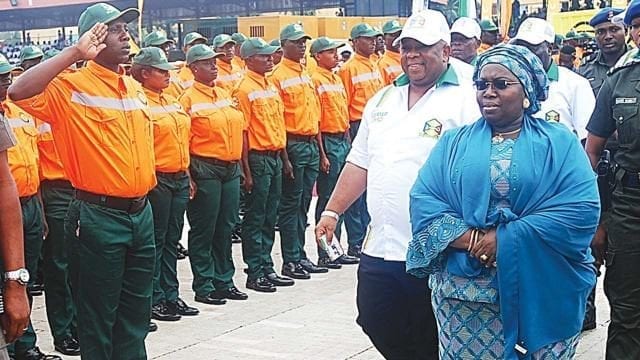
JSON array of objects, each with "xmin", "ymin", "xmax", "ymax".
[
  {"xmin": 476, "ymin": 63, "xmax": 525, "ymax": 129},
  {"xmin": 190, "ymin": 57, "xmax": 218, "ymax": 85}
]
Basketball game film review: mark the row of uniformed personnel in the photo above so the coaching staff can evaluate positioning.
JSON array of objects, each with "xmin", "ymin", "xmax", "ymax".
[{"xmin": 0, "ymin": 2, "xmax": 403, "ymax": 359}]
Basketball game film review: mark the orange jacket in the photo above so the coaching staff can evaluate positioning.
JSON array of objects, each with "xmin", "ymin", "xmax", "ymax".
[
  {"xmin": 339, "ymin": 53, "xmax": 384, "ymax": 121},
  {"xmin": 146, "ymin": 89, "xmax": 191, "ymax": 172},
  {"xmin": 4, "ymin": 101, "xmax": 39, "ymax": 197},
  {"xmin": 311, "ymin": 67, "xmax": 349, "ymax": 133}
]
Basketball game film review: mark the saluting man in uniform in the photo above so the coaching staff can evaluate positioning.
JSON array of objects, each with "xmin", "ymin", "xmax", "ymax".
[
  {"xmin": 9, "ymin": 3, "xmax": 157, "ymax": 359},
  {"xmin": 586, "ymin": 2, "xmax": 640, "ymax": 359}
]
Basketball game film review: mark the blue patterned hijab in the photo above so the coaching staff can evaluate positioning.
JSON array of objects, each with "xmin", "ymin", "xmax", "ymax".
[{"xmin": 473, "ymin": 44, "xmax": 549, "ymax": 115}]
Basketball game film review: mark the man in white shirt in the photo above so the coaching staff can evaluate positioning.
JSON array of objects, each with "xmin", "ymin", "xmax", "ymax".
[
  {"xmin": 512, "ymin": 17, "xmax": 595, "ymax": 141},
  {"xmin": 315, "ymin": 10, "xmax": 481, "ymax": 359}
]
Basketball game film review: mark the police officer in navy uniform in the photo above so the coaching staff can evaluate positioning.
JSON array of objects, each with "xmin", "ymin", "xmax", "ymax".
[
  {"xmin": 586, "ymin": 1, "xmax": 640, "ymax": 358},
  {"xmin": 578, "ymin": 6, "xmax": 626, "ymax": 333}
]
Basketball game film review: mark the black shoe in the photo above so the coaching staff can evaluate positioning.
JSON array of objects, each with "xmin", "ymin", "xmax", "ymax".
[
  {"xmin": 218, "ymin": 286, "xmax": 248, "ymax": 300},
  {"xmin": 231, "ymin": 232, "xmax": 242, "ymax": 244},
  {"xmin": 246, "ymin": 277, "xmax": 277, "ymax": 292},
  {"xmin": 300, "ymin": 258, "xmax": 329, "ymax": 273},
  {"xmin": 152, "ymin": 302, "xmax": 181, "ymax": 321},
  {"xmin": 149, "ymin": 321, "xmax": 158, "ymax": 332},
  {"xmin": 17, "ymin": 347, "xmax": 61, "ymax": 360},
  {"xmin": 337, "ymin": 254, "xmax": 360, "ymax": 265},
  {"xmin": 318, "ymin": 257, "xmax": 342, "ymax": 269},
  {"xmin": 347, "ymin": 245, "xmax": 362, "ymax": 258},
  {"xmin": 53, "ymin": 336, "xmax": 80, "ymax": 356},
  {"xmin": 282, "ymin": 262, "xmax": 311, "ymax": 279},
  {"xmin": 194, "ymin": 292, "xmax": 227, "ymax": 305},
  {"xmin": 167, "ymin": 298, "xmax": 199, "ymax": 316},
  {"xmin": 265, "ymin": 272, "xmax": 295, "ymax": 286},
  {"xmin": 27, "ymin": 284, "xmax": 43, "ymax": 297}
]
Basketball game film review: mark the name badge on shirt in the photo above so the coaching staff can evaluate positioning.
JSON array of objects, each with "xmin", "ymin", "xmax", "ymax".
[
  {"xmin": 615, "ymin": 97, "xmax": 637, "ymax": 104},
  {"xmin": 421, "ymin": 119, "xmax": 442, "ymax": 138},
  {"xmin": 545, "ymin": 110, "xmax": 560, "ymax": 122},
  {"xmin": 372, "ymin": 110, "xmax": 388, "ymax": 122}
]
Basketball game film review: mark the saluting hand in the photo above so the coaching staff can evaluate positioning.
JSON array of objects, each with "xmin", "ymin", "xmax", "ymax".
[{"xmin": 75, "ymin": 23, "xmax": 108, "ymax": 60}]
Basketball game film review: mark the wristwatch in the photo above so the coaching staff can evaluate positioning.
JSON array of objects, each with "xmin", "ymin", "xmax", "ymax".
[{"xmin": 4, "ymin": 268, "xmax": 30, "ymax": 286}]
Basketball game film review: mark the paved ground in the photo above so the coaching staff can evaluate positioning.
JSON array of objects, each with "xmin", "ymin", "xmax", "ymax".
[{"xmin": 29, "ymin": 203, "xmax": 609, "ymax": 359}]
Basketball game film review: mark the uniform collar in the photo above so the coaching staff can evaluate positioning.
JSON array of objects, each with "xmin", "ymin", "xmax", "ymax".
[
  {"xmin": 393, "ymin": 64, "xmax": 459, "ymax": 87},
  {"xmin": 246, "ymin": 69, "xmax": 269, "ymax": 88},
  {"xmin": 192, "ymin": 80, "xmax": 216, "ymax": 96},
  {"xmin": 86, "ymin": 61, "xmax": 125, "ymax": 81},
  {"xmin": 594, "ymin": 45, "xmax": 629, "ymax": 66},
  {"xmin": 355, "ymin": 53, "xmax": 373, "ymax": 64},
  {"xmin": 316, "ymin": 66, "xmax": 335, "ymax": 77},
  {"xmin": 143, "ymin": 88, "xmax": 162, "ymax": 104},
  {"xmin": 384, "ymin": 50, "xmax": 401, "ymax": 62},
  {"xmin": 281, "ymin": 57, "xmax": 304, "ymax": 73},
  {"xmin": 218, "ymin": 59, "xmax": 233, "ymax": 73},
  {"xmin": 547, "ymin": 62, "xmax": 559, "ymax": 82}
]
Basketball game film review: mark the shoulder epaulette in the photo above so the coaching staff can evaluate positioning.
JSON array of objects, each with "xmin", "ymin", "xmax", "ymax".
[
  {"xmin": 609, "ymin": 48, "xmax": 640, "ymax": 75},
  {"xmin": 580, "ymin": 53, "xmax": 596, "ymax": 66}
]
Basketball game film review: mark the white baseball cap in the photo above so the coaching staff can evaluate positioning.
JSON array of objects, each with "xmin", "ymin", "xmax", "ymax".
[
  {"xmin": 393, "ymin": 9, "xmax": 451, "ymax": 47},
  {"xmin": 513, "ymin": 17, "xmax": 555, "ymax": 45},
  {"xmin": 451, "ymin": 17, "xmax": 481, "ymax": 39}
]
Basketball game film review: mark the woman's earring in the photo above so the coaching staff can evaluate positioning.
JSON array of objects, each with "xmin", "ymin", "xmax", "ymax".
[{"xmin": 523, "ymin": 98, "xmax": 530, "ymax": 109}]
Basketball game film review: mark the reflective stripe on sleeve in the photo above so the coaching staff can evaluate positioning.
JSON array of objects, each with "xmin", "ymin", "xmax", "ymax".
[
  {"xmin": 351, "ymin": 71, "xmax": 382, "ymax": 84},
  {"xmin": 317, "ymin": 83, "xmax": 345, "ymax": 95},
  {"xmin": 190, "ymin": 99, "xmax": 233, "ymax": 113},
  {"xmin": 248, "ymin": 89, "xmax": 279, "ymax": 102},
  {"xmin": 280, "ymin": 75, "xmax": 313, "ymax": 89}
]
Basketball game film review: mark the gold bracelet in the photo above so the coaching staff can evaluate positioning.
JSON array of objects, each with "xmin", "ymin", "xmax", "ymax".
[{"xmin": 467, "ymin": 229, "xmax": 477, "ymax": 252}]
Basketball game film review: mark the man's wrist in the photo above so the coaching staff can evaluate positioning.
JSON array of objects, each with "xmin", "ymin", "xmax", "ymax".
[{"xmin": 320, "ymin": 210, "xmax": 341, "ymax": 222}]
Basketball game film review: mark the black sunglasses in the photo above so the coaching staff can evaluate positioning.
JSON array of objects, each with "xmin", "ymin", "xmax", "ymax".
[{"xmin": 474, "ymin": 79, "xmax": 520, "ymax": 91}]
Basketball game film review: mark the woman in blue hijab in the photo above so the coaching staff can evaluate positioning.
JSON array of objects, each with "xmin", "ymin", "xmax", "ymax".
[{"xmin": 407, "ymin": 44, "xmax": 599, "ymax": 359}]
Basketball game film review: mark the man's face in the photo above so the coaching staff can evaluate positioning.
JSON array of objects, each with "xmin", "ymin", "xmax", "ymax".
[
  {"xmin": 481, "ymin": 30, "xmax": 499, "ymax": 45},
  {"xmin": 282, "ymin": 38, "xmax": 307, "ymax": 61},
  {"xmin": 450, "ymin": 33, "xmax": 480, "ymax": 64},
  {"xmin": 21, "ymin": 57, "xmax": 42, "ymax": 71},
  {"xmin": 157, "ymin": 42, "xmax": 172, "ymax": 56},
  {"xmin": 246, "ymin": 53, "xmax": 274, "ymax": 75},
  {"xmin": 216, "ymin": 42, "xmax": 235, "ymax": 63},
  {"xmin": 0, "ymin": 73, "xmax": 11, "ymax": 101},
  {"xmin": 375, "ymin": 35, "xmax": 385, "ymax": 53},
  {"xmin": 559, "ymin": 52, "xmax": 575, "ymax": 68},
  {"xmin": 384, "ymin": 32, "xmax": 400, "ymax": 52},
  {"xmin": 594, "ymin": 22, "xmax": 626, "ymax": 55},
  {"xmin": 272, "ymin": 49, "xmax": 283, "ymax": 65},
  {"xmin": 400, "ymin": 38, "xmax": 449, "ymax": 88},
  {"xmin": 341, "ymin": 51, "xmax": 351, "ymax": 62},
  {"xmin": 314, "ymin": 48, "xmax": 339, "ymax": 70},
  {"xmin": 95, "ymin": 20, "xmax": 131, "ymax": 66},
  {"xmin": 513, "ymin": 39, "xmax": 551, "ymax": 70},
  {"xmin": 353, "ymin": 36, "xmax": 376, "ymax": 57}
]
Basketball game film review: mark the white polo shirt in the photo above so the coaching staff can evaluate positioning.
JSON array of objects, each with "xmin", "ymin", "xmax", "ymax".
[
  {"xmin": 346, "ymin": 65, "xmax": 481, "ymax": 262},
  {"xmin": 534, "ymin": 63, "xmax": 595, "ymax": 140}
]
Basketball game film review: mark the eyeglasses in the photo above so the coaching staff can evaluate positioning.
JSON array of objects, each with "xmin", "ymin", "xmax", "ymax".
[{"xmin": 474, "ymin": 79, "xmax": 521, "ymax": 91}]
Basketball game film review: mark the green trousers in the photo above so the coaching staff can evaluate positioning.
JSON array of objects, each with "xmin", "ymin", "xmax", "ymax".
[
  {"xmin": 242, "ymin": 153, "xmax": 282, "ymax": 280},
  {"xmin": 9, "ymin": 195, "xmax": 43, "ymax": 356},
  {"xmin": 41, "ymin": 182, "xmax": 77, "ymax": 344},
  {"xmin": 315, "ymin": 135, "xmax": 350, "ymax": 256},
  {"xmin": 279, "ymin": 140, "xmax": 319, "ymax": 264},
  {"xmin": 66, "ymin": 198, "xmax": 155, "ymax": 360},
  {"xmin": 187, "ymin": 159, "xmax": 240, "ymax": 296},
  {"xmin": 148, "ymin": 173, "xmax": 190, "ymax": 305}
]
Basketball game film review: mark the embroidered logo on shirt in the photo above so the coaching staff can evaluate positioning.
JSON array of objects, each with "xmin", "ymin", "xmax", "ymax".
[
  {"xmin": 615, "ymin": 97, "xmax": 637, "ymax": 104},
  {"xmin": 421, "ymin": 119, "xmax": 442, "ymax": 138},
  {"xmin": 545, "ymin": 110, "xmax": 560, "ymax": 122},
  {"xmin": 231, "ymin": 97, "xmax": 240, "ymax": 108},
  {"xmin": 19, "ymin": 112, "xmax": 30, "ymax": 123},
  {"xmin": 372, "ymin": 110, "xmax": 388, "ymax": 122},
  {"xmin": 137, "ymin": 90, "xmax": 148, "ymax": 106}
]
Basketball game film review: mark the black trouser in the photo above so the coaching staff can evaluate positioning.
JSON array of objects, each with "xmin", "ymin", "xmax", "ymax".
[
  {"xmin": 605, "ymin": 179, "xmax": 640, "ymax": 360},
  {"xmin": 356, "ymin": 254, "xmax": 438, "ymax": 359}
]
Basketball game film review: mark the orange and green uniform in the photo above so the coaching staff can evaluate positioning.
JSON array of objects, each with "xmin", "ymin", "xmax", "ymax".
[
  {"xmin": 13, "ymin": 60, "xmax": 157, "ymax": 360},
  {"xmin": 338, "ymin": 52, "xmax": 383, "ymax": 251},
  {"xmin": 3, "ymin": 100, "xmax": 43, "ymax": 356},
  {"xmin": 233, "ymin": 69, "xmax": 286, "ymax": 279},
  {"xmin": 36, "ymin": 115, "xmax": 78, "ymax": 347},
  {"xmin": 180, "ymin": 81, "xmax": 245, "ymax": 295},
  {"xmin": 145, "ymin": 89, "xmax": 192, "ymax": 306},
  {"xmin": 269, "ymin": 57, "xmax": 321, "ymax": 264},
  {"xmin": 377, "ymin": 50, "xmax": 403, "ymax": 86}
]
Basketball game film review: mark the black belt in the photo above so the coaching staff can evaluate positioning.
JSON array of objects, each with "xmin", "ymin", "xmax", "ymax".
[
  {"xmin": 621, "ymin": 172, "xmax": 640, "ymax": 188},
  {"xmin": 191, "ymin": 154, "xmax": 238, "ymax": 168},
  {"xmin": 322, "ymin": 131, "xmax": 348, "ymax": 139},
  {"xmin": 41, "ymin": 179, "xmax": 73, "ymax": 189},
  {"xmin": 156, "ymin": 170, "xmax": 187, "ymax": 180},
  {"xmin": 250, "ymin": 149, "xmax": 281, "ymax": 158},
  {"xmin": 287, "ymin": 133, "xmax": 316, "ymax": 143},
  {"xmin": 75, "ymin": 190, "xmax": 147, "ymax": 214},
  {"xmin": 19, "ymin": 194, "xmax": 35, "ymax": 205}
]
